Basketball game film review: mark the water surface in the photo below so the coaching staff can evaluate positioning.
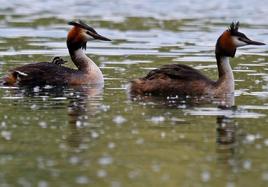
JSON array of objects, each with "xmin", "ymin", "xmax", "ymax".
[{"xmin": 0, "ymin": 0, "xmax": 268, "ymax": 186}]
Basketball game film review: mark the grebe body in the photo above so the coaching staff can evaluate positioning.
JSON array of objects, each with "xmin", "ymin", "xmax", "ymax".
[
  {"xmin": 2, "ymin": 20, "xmax": 111, "ymax": 86},
  {"xmin": 130, "ymin": 22, "xmax": 265, "ymax": 97}
]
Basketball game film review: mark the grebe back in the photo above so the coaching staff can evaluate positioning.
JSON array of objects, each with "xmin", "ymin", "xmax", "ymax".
[{"xmin": 2, "ymin": 20, "xmax": 111, "ymax": 86}]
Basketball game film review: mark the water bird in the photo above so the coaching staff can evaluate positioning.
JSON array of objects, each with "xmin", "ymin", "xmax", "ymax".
[
  {"xmin": 2, "ymin": 20, "xmax": 111, "ymax": 86},
  {"xmin": 130, "ymin": 22, "xmax": 265, "ymax": 97}
]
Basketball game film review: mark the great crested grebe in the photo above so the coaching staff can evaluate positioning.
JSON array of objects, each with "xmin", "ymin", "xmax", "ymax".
[
  {"xmin": 130, "ymin": 22, "xmax": 265, "ymax": 97},
  {"xmin": 2, "ymin": 20, "xmax": 111, "ymax": 86}
]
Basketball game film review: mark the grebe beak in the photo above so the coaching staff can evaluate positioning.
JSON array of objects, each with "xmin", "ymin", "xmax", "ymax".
[
  {"xmin": 240, "ymin": 37, "xmax": 265, "ymax": 45},
  {"xmin": 90, "ymin": 32, "xmax": 111, "ymax": 41}
]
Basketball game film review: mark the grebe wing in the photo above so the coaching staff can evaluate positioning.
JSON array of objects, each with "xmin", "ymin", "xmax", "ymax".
[{"xmin": 144, "ymin": 64, "xmax": 211, "ymax": 81}]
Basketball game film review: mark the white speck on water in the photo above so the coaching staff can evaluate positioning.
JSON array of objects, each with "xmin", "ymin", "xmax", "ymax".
[
  {"xmin": 262, "ymin": 172, "xmax": 268, "ymax": 181},
  {"xmin": 160, "ymin": 132, "xmax": 166, "ymax": 139},
  {"xmin": 69, "ymin": 156, "xmax": 80, "ymax": 165},
  {"xmin": 42, "ymin": 97, "xmax": 48, "ymax": 101},
  {"xmin": 264, "ymin": 139, "xmax": 268, "ymax": 146},
  {"xmin": 2, "ymin": 96, "xmax": 23, "ymax": 100},
  {"xmin": 179, "ymin": 133, "xmax": 185, "ymax": 139},
  {"xmin": 98, "ymin": 156, "xmax": 113, "ymax": 166},
  {"xmin": 151, "ymin": 163, "xmax": 161, "ymax": 172},
  {"xmin": 136, "ymin": 138, "xmax": 144, "ymax": 144},
  {"xmin": 76, "ymin": 176, "xmax": 90, "ymax": 184},
  {"xmin": 44, "ymin": 85, "xmax": 53, "ymax": 89},
  {"xmin": 245, "ymin": 134, "xmax": 257, "ymax": 144},
  {"xmin": 97, "ymin": 169, "xmax": 107, "ymax": 178},
  {"xmin": 38, "ymin": 121, "xmax": 47, "ymax": 129},
  {"xmin": 91, "ymin": 131, "xmax": 99, "ymax": 139},
  {"xmin": 160, "ymin": 174, "xmax": 170, "ymax": 181},
  {"xmin": 33, "ymin": 86, "xmax": 40, "ymax": 92},
  {"xmin": 1, "ymin": 121, "xmax": 7, "ymax": 128},
  {"xmin": 100, "ymin": 104, "xmax": 110, "ymax": 112},
  {"xmin": 128, "ymin": 169, "xmax": 140, "ymax": 179},
  {"xmin": 46, "ymin": 160, "xmax": 55, "ymax": 167},
  {"xmin": 52, "ymin": 97, "xmax": 67, "ymax": 100},
  {"xmin": 59, "ymin": 143, "xmax": 67, "ymax": 150},
  {"xmin": 201, "ymin": 170, "xmax": 211, "ymax": 182},
  {"xmin": 131, "ymin": 129, "xmax": 139, "ymax": 135},
  {"xmin": 0, "ymin": 155, "xmax": 13, "ymax": 165},
  {"xmin": 30, "ymin": 104, "xmax": 37, "ymax": 110},
  {"xmin": 113, "ymin": 115, "xmax": 127, "ymax": 125},
  {"xmin": 1, "ymin": 131, "xmax": 11, "ymax": 140},
  {"xmin": 38, "ymin": 180, "xmax": 48, "ymax": 187},
  {"xmin": 79, "ymin": 143, "xmax": 89, "ymax": 150},
  {"xmin": 18, "ymin": 178, "xmax": 31, "ymax": 187},
  {"xmin": 226, "ymin": 182, "xmax": 235, "ymax": 187},
  {"xmin": 255, "ymin": 144, "xmax": 262, "ymax": 149},
  {"xmin": 76, "ymin": 121, "xmax": 82, "ymax": 128},
  {"xmin": 150, "ymin": 116, "xmax": 165, "ymax": 124},
  {"xmin": 108, "ymin": 142, "xmax": 116, "ymax": 149},
  {"xmin": 255, "ymin": 80, "xmax": 261, "ymax": 84},
  {"xmin": 171, "ymin": 117, "xmax": 185, "ymax": 122},
  {"xmin": 111, "ymin": 181, "xmax": 121, "ymax": 187},
  {"xmin": 243, "ymin": 160, "xmax": 251, "ymax": 170}
]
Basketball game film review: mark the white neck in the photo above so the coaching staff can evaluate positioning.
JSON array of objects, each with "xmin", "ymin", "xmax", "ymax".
[
  {"xmin": 71, "ymin": 49, "xmax": 104, "ymax": 84},
  {"xmin": 216, "ymin": 56, "xmax": 234, "ymax": 94}
]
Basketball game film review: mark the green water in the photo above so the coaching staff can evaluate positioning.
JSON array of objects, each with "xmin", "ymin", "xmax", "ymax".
[{"xmin": 0, "ymin": 0, "xmax": 268, "ymax": 186}]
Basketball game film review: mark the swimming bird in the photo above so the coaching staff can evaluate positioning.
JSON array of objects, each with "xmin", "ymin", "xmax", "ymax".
[
  {"xmin": 2, "ymin": 20, "xmax": 111, "ymax": 86},
  {"xmin": 130, "ymin": 22, "xmax": 265, "ymax": 97}
]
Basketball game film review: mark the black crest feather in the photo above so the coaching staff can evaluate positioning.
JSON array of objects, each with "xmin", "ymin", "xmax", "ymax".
[
  {"xmin": 228, "ymin": 22, "xmax": 239, "ymax": 34},
  {"xmin": 68, "ymin": 20, "xmax": 97, "ymax": 34}
]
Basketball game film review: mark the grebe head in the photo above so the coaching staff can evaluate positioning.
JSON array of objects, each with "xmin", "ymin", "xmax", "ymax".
[
  {"xmin": 67, "ymin": 20, "xmax": 111, "ymax": 51},
  {"xmin": 216, "ymin": 22, "xmax": 265, "ymax": 57}
]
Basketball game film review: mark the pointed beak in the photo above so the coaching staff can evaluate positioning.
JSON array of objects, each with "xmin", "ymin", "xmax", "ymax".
[
  {"xmin": 92, "ymin": 33, "xmax": 111, "ymax": 41},
  {"xmin": 241, "ymin": 37, "xmax": 265, "ymax": 45}
]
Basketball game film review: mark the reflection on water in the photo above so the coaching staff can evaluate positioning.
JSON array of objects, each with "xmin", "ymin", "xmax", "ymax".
[
  {"xmin": 0, "ymin": 0, "xmax": 268, "ymax": 186},
  {"xmin": 217, "ymin": 116, "xmax": 236, "ymax": 145},
  {"xmin": 130, "ymin": 92, "xmax": 235, "ymax": 108},
  {"xmin": 67, "ymin": 85, "xmax": 103, "ymax": 148},
  {"xmin": 216, "ymin": 115, "xmax": 238, "ymax": 166}
]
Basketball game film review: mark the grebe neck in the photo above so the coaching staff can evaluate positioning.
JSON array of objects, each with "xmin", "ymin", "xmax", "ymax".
[
  {"xmin": 215, "ymin": 54, "xmax": 234, "ymax": 94},
  {"xmin": 69, "ymin": 48, "xmax": 104, "ymax": 83},
  {"xmin": 69, "ymin": 48, "xmax": 92, "ymax": 71}
]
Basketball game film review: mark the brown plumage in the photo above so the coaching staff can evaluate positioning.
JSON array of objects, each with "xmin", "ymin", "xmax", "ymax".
[
  {"xmin": 130, "ymin": 64, "xmax": 215, "ymax": 96},
  {"xmin": 3, "ymin": 62, "xmax": 76, "ymax": 86},
  {"xmin": 2, "ymin": 20, "xmax": 111, "ymax": 86},
  {"xmin": 130, "ymin": 22, "xmax": 265, "ymax": 97}
]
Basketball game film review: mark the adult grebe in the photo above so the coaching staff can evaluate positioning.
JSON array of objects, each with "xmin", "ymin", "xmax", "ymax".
[
  {"xmin": 130, "ymin": 22, "xmax": 265, "ymax": 96},
  {"xmin": 2, "ymin": 20, "xmax": 111, "ymax": 86}
]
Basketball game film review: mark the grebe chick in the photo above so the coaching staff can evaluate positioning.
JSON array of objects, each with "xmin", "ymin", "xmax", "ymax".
[
  {"xmin": 51, "ymin": 56, "xmax": 67, "ymax": 66},
  {"xmin": 130, "ymin": 22, "xmax": 265, "ymax": 97},
  {"xmin": 2, "ymin": 20, "xmax": 111, "ymax": 86}
]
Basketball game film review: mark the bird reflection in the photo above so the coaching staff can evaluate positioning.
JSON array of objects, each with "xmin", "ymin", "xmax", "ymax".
[
  {"xmin": 216, "ymin": 115, "xmax": 236, "ymax": 145},
  {"xmin": 1, "ymin": 84, "xmax": 104, "ymax": 149},
  {"xmin": 66, "ymin": 85, "xmax": 103, "ymax": 148},
  {"xmin": 215, "ymin": 94, "xmax": 239, "ymax": 162},
  {"xmin": 130, "ymin": 91, "xmax": 239, "ymax": 160}
]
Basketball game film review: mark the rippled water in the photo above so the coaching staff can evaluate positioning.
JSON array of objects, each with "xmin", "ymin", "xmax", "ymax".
[{"xmin": 0, "ymin": 0, "xmax": 268, "ymax": 186}]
